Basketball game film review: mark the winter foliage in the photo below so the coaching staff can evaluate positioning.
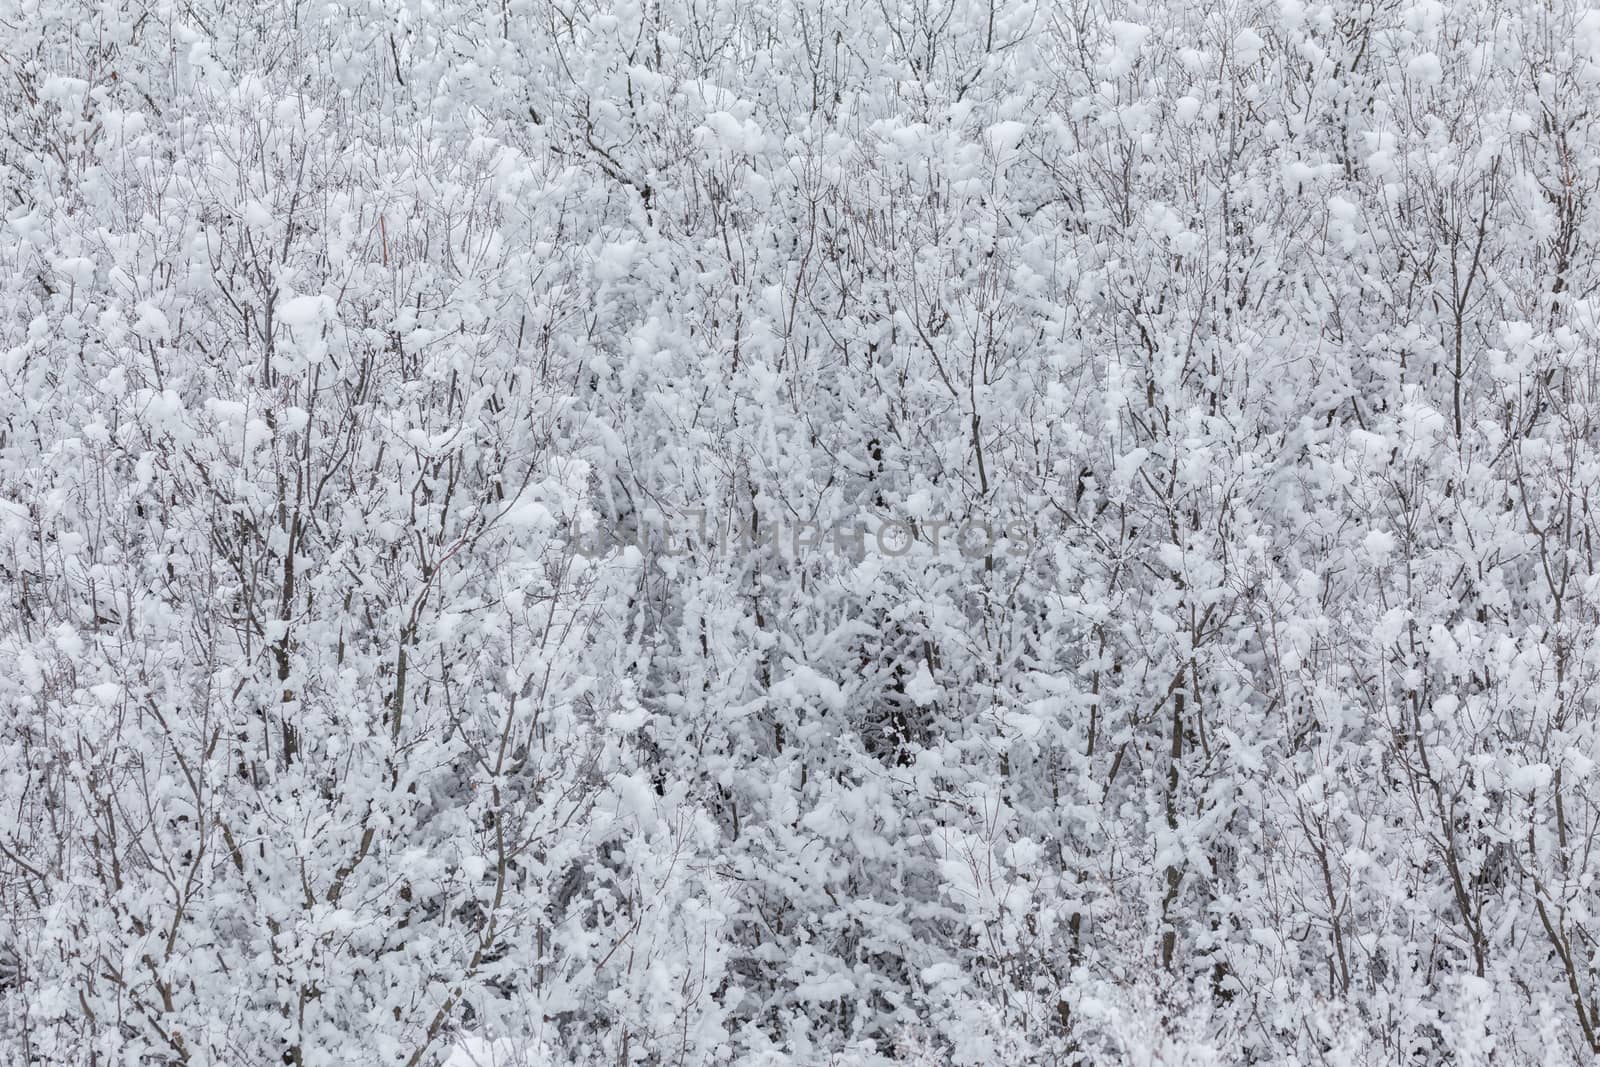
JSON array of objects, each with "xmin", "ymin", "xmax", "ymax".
[{"xmin": 3, "ymin": 0, "xmax": 1600, "ymax": 1062}]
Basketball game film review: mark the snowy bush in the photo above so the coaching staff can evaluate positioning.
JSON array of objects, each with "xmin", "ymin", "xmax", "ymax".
[{"xmin": 4, "ymin": 0, "xmax": 1600, "ymax": 1063}]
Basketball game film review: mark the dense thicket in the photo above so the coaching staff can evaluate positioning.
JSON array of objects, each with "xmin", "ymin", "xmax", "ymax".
[{"xmin": 4, "ymin": 0, "xmax": 1600, "ymax": 1063}]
